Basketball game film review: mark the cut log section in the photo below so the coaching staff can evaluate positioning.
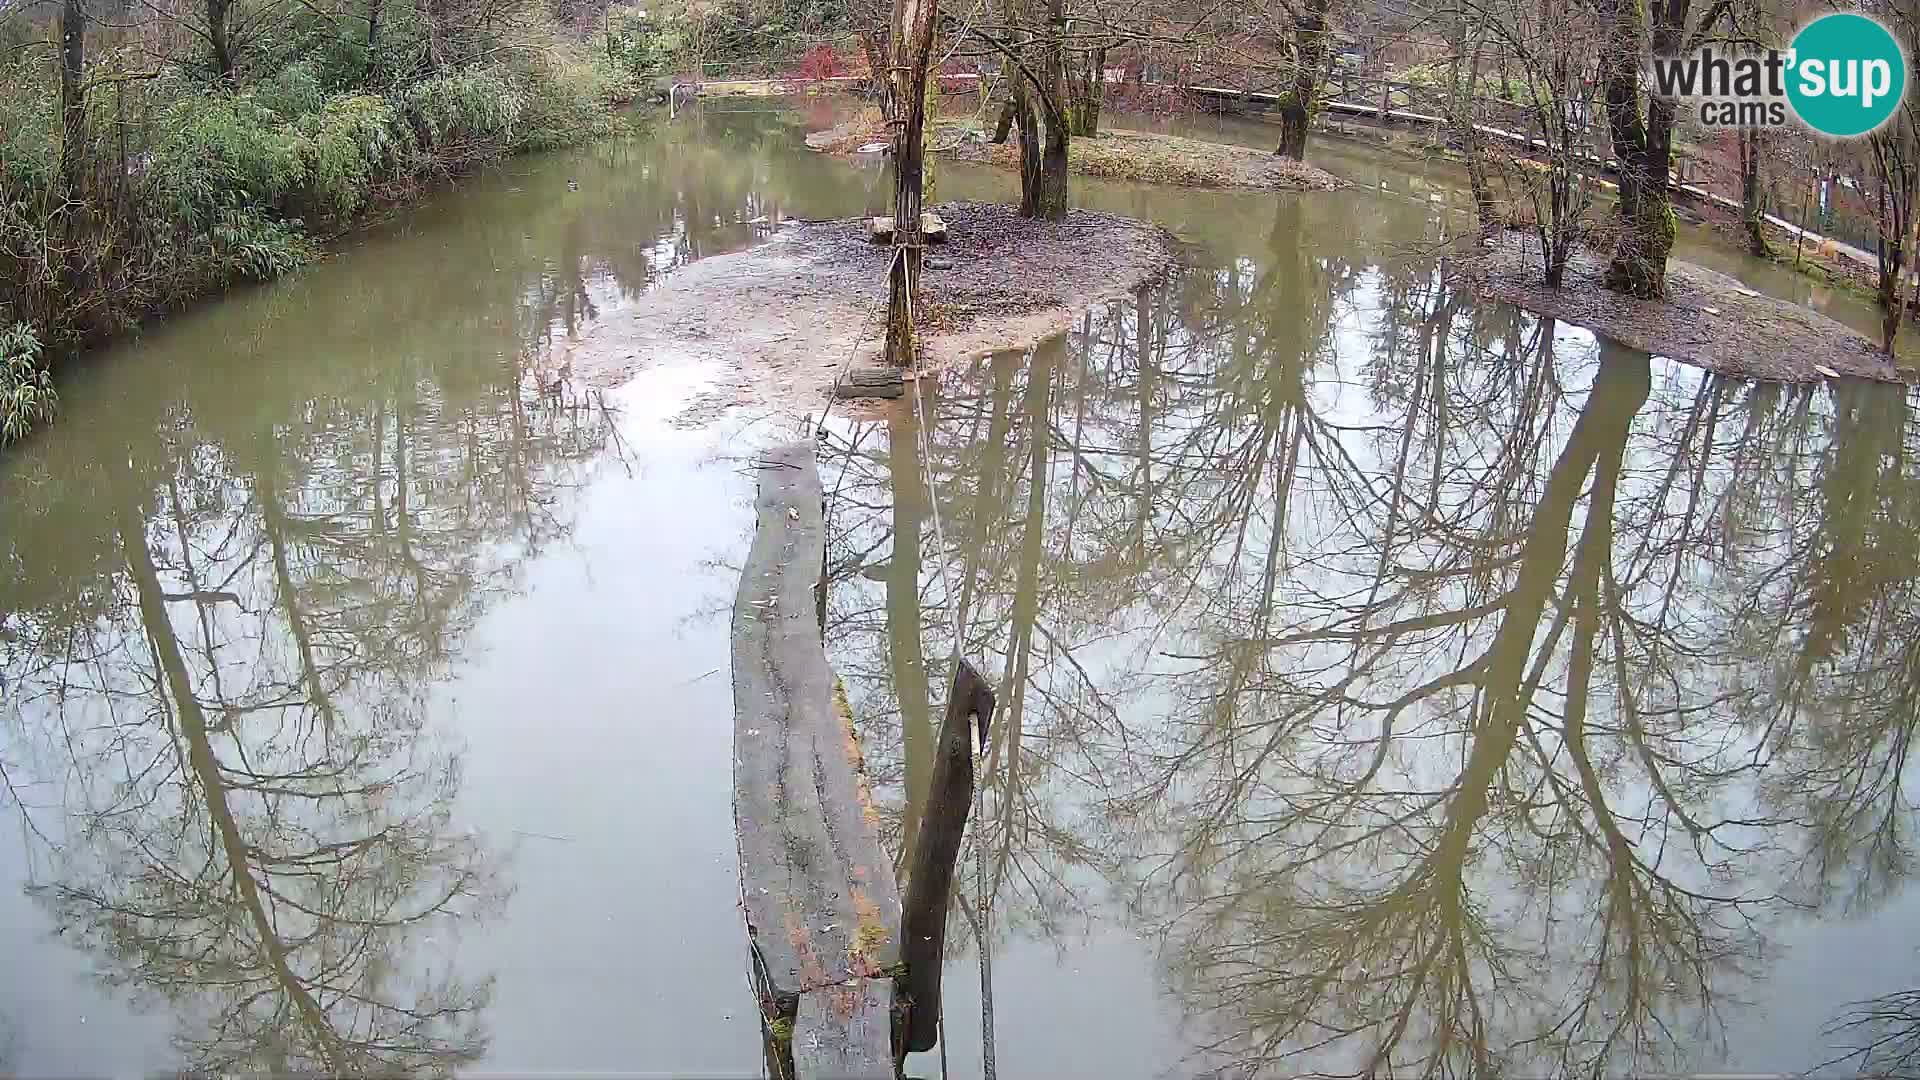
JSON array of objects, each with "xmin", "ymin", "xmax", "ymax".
[{"xmin": 733, "ymin": 443, "xmax": 902, "ymax": 1079}]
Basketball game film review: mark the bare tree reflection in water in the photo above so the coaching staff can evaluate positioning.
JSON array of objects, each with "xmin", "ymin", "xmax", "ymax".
[
  {"xmin": 1823, "ymin": 982, "xmax": 1920, "ymax": 1077},
  {"xmin": 0, "ymin": 341, "xmax": 617, "ymax": 1074},
  {"xmin": 821, "ymin": 200, "xmax": 1920, "ymax": 1075}
]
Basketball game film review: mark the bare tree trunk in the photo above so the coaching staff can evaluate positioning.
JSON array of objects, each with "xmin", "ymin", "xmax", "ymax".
[
  {"xmin": 1448, "ymin": 15, "xmax": 1497, "ymax": 233},
  {"xmin": 888, "ymin": 404, "xmax": 932, "ymax": 868},
  {"xmin": 1740, "ymin": 128, "xmax": 1770, "ymax": 258},
  {"xmin": 858, "ymin": 30, "xmax": 887, "ymax": 101},
  {"xmin": 1066, "ymin": 44, "xmax": 1105, "ymax": 135},
  {"xmin": 1796, "ymin": 172, "xmax": 1813, "ymax": 268},
  {"xmin": 1012, "ymin": 72, "xmax": 1042, "ymax": 215},
  {"xmin": 898, "ymin": 661, "xmax": 995, "ymax": 1054},
  {"xmin": 419, "ymin": 0, "xmax": 446, "ymax": 70},
  {"xmin": 1276, "ymin": 0, "xmax": 1331, "ymax": 160},
  {"xmin": 60, "ymin": 0, "xmax": 85, "ymax": 203},
  {"xmin": 207, "ymin": 0, "xmax": 234, "ymax": 79},
  {"xmin": 1599, "ymin": 0, "xmax": 1679, "ymax": 298},
  {"xmin": 365, "ymin": 0, "xmax": 384, "ymax": 82},
  {"xmin": 58, "ymin": 0, "xmax": 92, "ymax": 316},
  {"xmin": 1031, "ymin": 0, "xmax": 1069, "ymax": 220},
  {"xmin": 1871, "ymin": 126, "xmax": 1916, "ymax": 354},
  {"xmin": 883, "ymin": 0, "xmax": 939, "ymax": 364}
]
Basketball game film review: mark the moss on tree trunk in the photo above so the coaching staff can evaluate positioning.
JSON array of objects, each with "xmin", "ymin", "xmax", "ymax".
[
  {"xmin": 1275, "ymin": 0, "xmax": 1330, "ymax": 161},
  {"xmin": 1599, "ymin": 0, "xmax": 1681, "ymax": 299}
]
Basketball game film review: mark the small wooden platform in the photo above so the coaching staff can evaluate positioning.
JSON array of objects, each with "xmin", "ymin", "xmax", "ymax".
[{"xmin": 733, "ymin": 443, "xmax": 902, "ymax": 1078}]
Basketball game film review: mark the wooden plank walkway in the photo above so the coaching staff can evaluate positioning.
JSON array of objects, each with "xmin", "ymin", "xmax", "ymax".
[{"xmin": 733, "ymin": 442, "xmax": 901, "ymax": 1079}]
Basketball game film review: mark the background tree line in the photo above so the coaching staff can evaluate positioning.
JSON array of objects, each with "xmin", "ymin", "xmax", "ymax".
[{"xmin": 0, "ymin": 0, "xmax": 669, "ymax": 443}]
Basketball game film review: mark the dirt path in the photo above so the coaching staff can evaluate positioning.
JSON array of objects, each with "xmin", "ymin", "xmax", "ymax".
[
  {"xmin": 1453, "ymin": 232, "xmax": 1909, "ymax": 383},
  {"xmin": 567, "ymin": 201, "xmax": 1180, "ymax": 420}
]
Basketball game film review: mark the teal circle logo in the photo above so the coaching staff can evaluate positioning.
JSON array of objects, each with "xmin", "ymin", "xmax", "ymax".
[{"xmin": 1787, "ymin": 13, "xmax": 1906, "ymax": 137}]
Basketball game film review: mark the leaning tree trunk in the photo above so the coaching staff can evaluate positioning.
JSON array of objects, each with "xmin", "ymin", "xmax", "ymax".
[
  {"xmin": 1740, "ymin": 128, "xmax": 1770, "ymax": 257},
  {"xmin": 1276, "ymin": 0, "xmax": 1331, "ymax": 160},
  {"xmin": 883, "ymin": 0, "xmax": 939, "ymax": 365},
  {"xmin": 991, "ymin": 96, "xmax": 1016, "ymax": 142},
  {"xmin": 1599, "ymin": 0, "xmax": 1678, "ymax": 298}
]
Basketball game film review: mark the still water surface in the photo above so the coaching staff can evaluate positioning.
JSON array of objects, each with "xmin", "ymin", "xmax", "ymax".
[{"xmin": 2, "ymin": 104, "xmax": 1917, "ymax": 1077}]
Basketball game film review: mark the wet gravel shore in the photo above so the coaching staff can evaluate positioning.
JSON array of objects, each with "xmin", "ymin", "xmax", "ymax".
[
  {"xmin": 1453, "ymin": 232, "xmax": 1909, "ymax": 383},
  {"xmin": 568, "ymin": 201, "xmax": 1182, "ymax": 420}
]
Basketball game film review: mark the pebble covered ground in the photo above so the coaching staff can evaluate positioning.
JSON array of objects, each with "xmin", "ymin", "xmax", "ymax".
[
  {"xmin": 565, "ymin": 201, "xmax": 1181, "ymax": 422},
  {"xmin": 1454, "ymin": 231, "xmax": 1910, "ymax": 383}
]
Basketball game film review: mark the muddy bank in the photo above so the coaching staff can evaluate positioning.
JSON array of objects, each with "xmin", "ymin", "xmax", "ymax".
[
  {"xmin": 808, "ymin": 119, "xmax": 1343, "ymax": 191},
  {"xmin": 568, "ymin": 201, "xmax": 1180, "ymax": 417},
  {"xmin": 1452, "ymin": 231, "xmax": 1907, "ymax": 383}
]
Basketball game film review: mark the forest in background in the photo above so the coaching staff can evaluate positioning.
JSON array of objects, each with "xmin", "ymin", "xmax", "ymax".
[
  {"xmin": 0, "ymin": 0, "xmax": 851, "ymax": 442},
  {"xmin": 9, "ymin": 0, "xmax": 1920, "ymax": 446}
]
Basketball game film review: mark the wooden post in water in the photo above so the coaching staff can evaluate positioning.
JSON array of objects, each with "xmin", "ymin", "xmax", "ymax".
[
  {"xmin": 896, "ymin": 659, "xmax": 996, "ymax": 1056},
  {"xmin": 733, "ymin": 443, "xmax": 902, "ymax": 1080}
]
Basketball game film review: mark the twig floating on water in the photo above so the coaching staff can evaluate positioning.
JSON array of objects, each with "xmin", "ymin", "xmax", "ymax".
[{"xmin": 513, "ymin": 829, "xmax": 576, "ymax": 843}]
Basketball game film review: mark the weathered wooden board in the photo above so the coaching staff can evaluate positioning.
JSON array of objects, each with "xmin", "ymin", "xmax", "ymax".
[
  {"xmin": 791, "ymin": 977, "xmax": 895, "ymax": 1078},
  {"xmin": 733, "ymin": 443, "xmax": 901, "ymax": 1076}
]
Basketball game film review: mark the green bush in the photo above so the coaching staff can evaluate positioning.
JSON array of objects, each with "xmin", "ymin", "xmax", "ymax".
[
  {"xmin": 257, "ymin": 62, "xmax": 331, "ymax": 119},
  {"xmin": 0, "ymin": 67, "xmax": 57, "ymax": 195},
  {"xmin": 296, "ymin": 93, "xmax": 414, "ymax": 218},
  {"xmin": 149, "ymin": 95, "xmax": 306, "ymax": 228},
  {"xmin": 0, "ymin": 28, "xmax": 633, "ymax": 447},
  {"xmin": 517, "ymin": 56, "xmax": 631, "ymax": 150},
  {"xmin": 203, "ymin": 209, "xmax": 316, "ymax": 281},
  {"xmin": 1, "ymin": 322, "xmax": 56, "ymax": 445},
  {"xmin": 606, "ymin": 7, "xmax": 684, "ymax": 77},
  {"xmin": 402, "ymin": 69, "xmax": 528, "ymax": 152}
]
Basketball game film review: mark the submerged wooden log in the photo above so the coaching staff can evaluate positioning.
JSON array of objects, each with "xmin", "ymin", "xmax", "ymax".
[
  {"xmin": 794, "ymin": 978, "xmax": 895, "ymax": 1077},
  {"xmin": 835, "ymin": 367, "xmax": 907, "ymax": 399},
  {"xmin": 897, "ymin": 659, "xmax": 996, "ymax": 1053},
  {"xmin": 733, "ymin": 443, "xmax": 902, "ymax": 1079}
]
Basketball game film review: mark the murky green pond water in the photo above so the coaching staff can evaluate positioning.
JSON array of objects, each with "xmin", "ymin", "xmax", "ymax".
[{"xmin": 3, "ymin": 103, "xmax": 1917, "ymax": 1077}]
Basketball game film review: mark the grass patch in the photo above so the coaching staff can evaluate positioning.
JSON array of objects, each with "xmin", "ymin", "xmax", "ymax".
[{"xmin": 948, "ymin": 128, "xmax": 1344, "ymax": 191}]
